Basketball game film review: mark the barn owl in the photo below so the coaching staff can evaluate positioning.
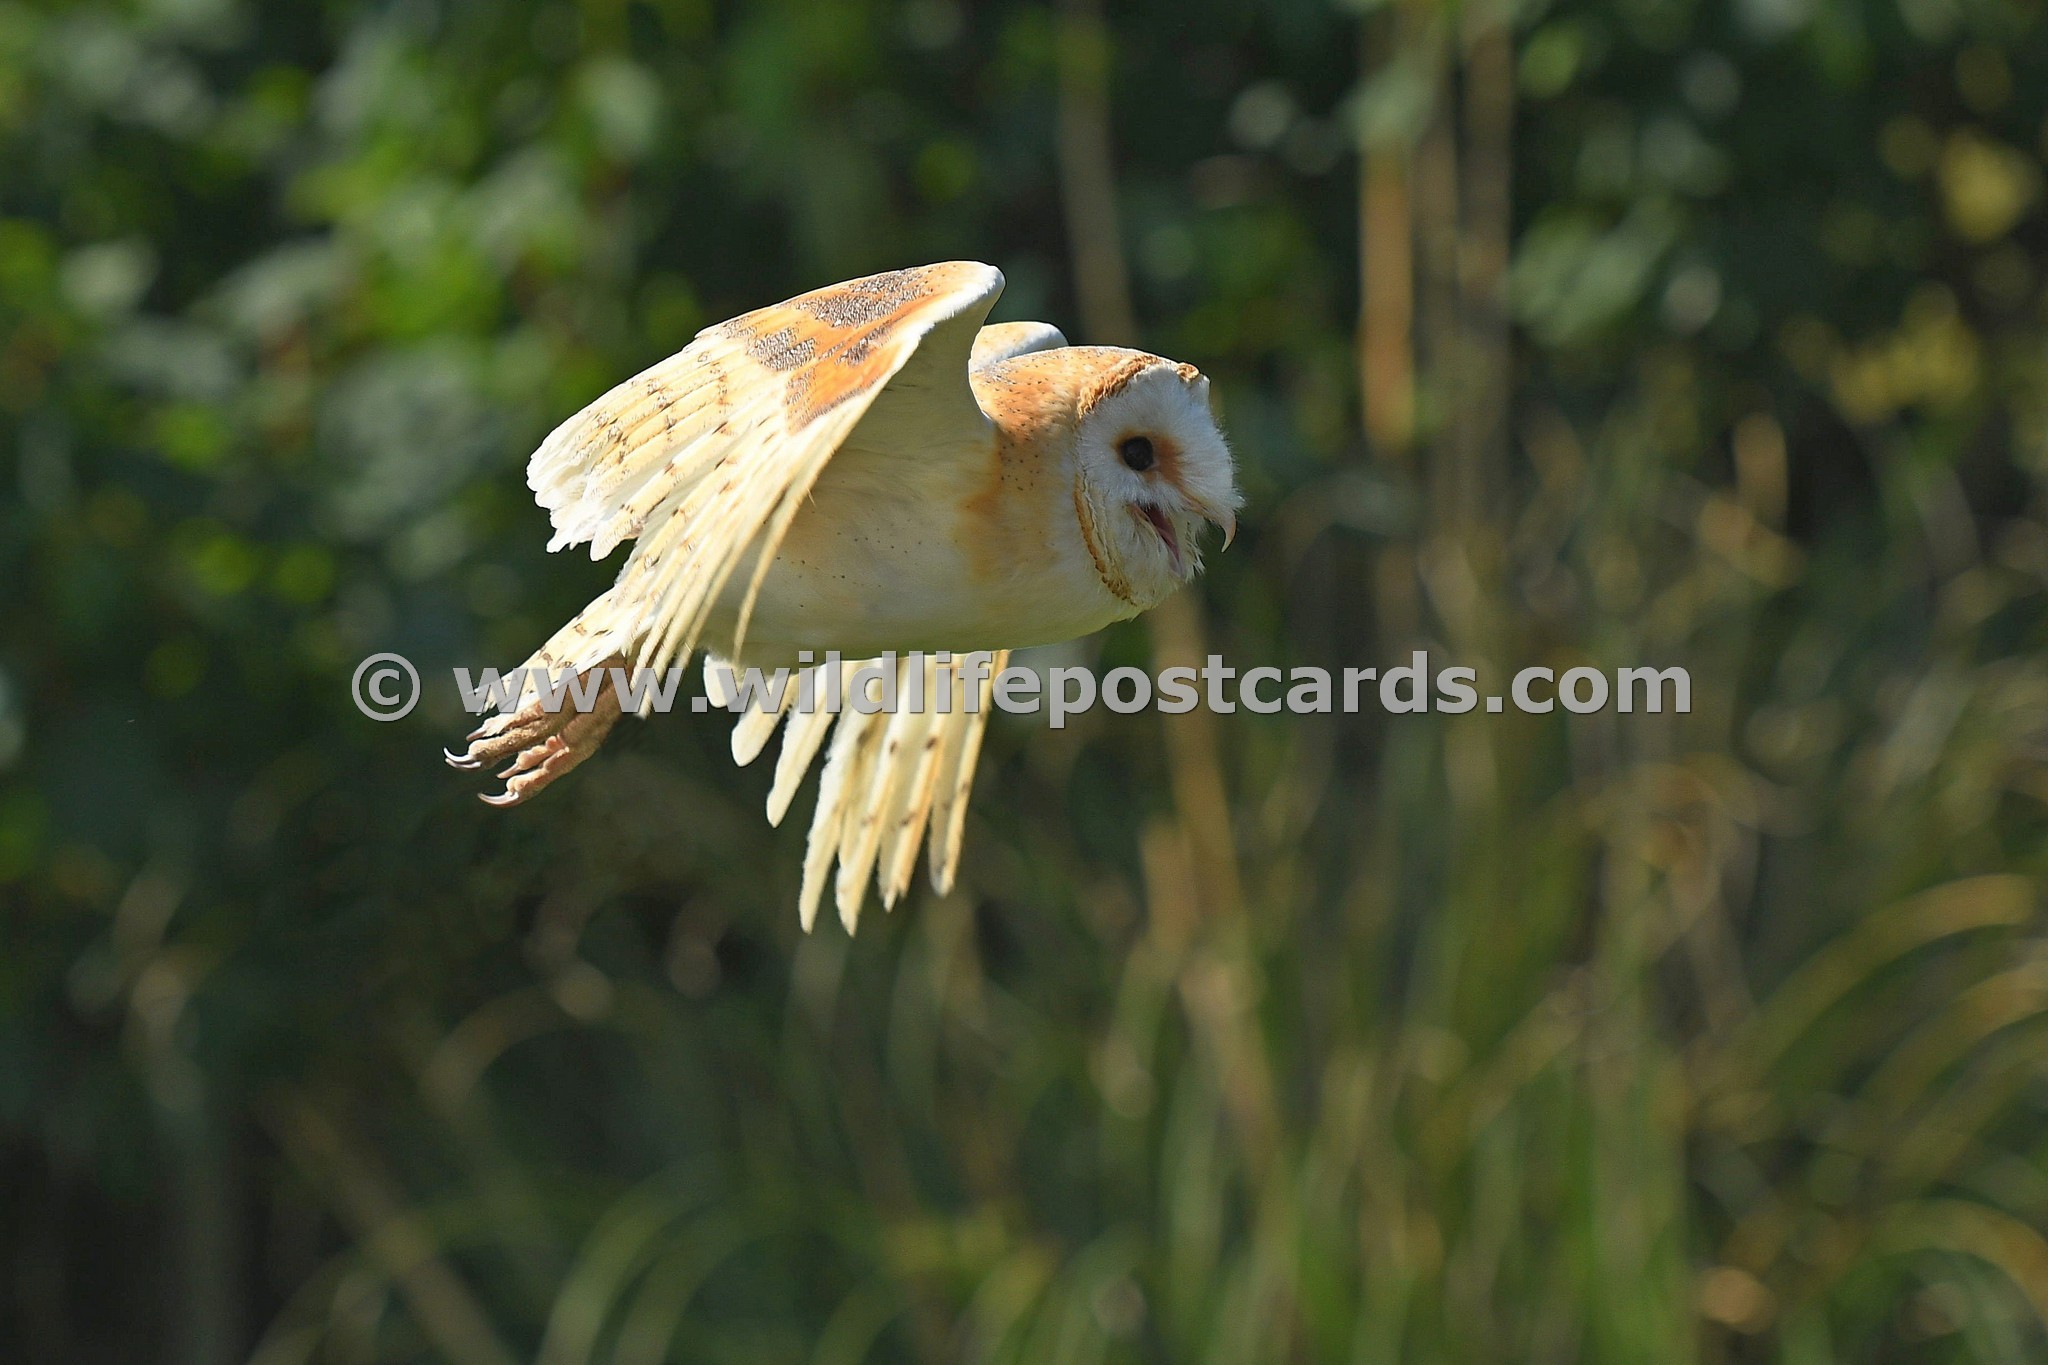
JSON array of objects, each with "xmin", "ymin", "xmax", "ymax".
[{"xmin": 446, "ymin": 262, "xmax": 1239, "ymax": 931}]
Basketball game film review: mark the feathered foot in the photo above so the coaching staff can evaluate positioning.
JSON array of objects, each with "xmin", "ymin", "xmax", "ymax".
[{"xmin": 444, "ymin": 656, "xmax": 626, "ymax": 806}]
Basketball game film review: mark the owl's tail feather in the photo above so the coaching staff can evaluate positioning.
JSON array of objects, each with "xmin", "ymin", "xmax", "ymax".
[{"xmin": 444, "ymin": 588, "xmax": 640, "ymax": 805}]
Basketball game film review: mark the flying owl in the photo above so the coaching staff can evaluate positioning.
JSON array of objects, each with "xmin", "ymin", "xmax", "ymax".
[{"xmin": 446, "ymin": 262, "xmax": 1240, "ymax": 931}]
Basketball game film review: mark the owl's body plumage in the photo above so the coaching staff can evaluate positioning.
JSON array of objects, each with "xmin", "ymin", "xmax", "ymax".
[
  {"xmin": 736, "ymin": 345, "xmax": 1204, "ymax": 659},
  {"xmin": 449, "ymin": 263, "xmax": 1238, "ymax": 929}
]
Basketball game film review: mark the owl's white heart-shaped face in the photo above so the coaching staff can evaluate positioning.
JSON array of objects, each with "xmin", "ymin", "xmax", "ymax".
[{"xmin": 1069, "ymin": 356, "xmax": 1239, "ymax": 610}]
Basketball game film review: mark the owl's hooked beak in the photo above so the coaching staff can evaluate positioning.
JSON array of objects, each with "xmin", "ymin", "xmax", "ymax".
[{"xmin": 1191, "ymin": 496, "xmax": 1237, "ymax": 551}]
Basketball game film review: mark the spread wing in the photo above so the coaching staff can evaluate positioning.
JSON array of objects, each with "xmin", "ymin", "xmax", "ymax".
[
  {"xmin": 526, "ymin": 262, "xmax": 1004, "ymax": 679},
  {"xmin": 707, "ymin": 650, "xmax": 1006, "ymax": 932},
  {"xmin": 500, "ymin": 263, "xmax": 1027, "ymax": 929}
]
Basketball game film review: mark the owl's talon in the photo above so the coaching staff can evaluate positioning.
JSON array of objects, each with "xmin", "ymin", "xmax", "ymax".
[
  {"xmin": 494, "ymin": 735, "xmax": 566, "ymax": 782},
  {"xmin": 449, "ymin": 658, "xmax": 625, "ymax": 807}
]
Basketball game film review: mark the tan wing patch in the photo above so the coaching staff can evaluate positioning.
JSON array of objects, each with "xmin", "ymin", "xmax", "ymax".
[{"xmin": 719, "ymin": 265, "xmax": 969, "ymax": 429}]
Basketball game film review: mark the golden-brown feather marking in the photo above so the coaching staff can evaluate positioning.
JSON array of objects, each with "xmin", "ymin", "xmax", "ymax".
[
  {"xmin": 1075, "ymin": 351, "xmax": 1154, "ymax": 419},
  {"xmin": 715, "ymin": 265, "xmax": 979, "ymax": 429},
  {"xmin": 956, "ymin": 358, "xmax": 1071, "ymax": 587}
]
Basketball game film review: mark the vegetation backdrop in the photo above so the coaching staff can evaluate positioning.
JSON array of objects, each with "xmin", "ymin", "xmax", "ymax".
[{"xmin": 6, "ymin": 0, "xmax": 2048, "ymax": 1361}]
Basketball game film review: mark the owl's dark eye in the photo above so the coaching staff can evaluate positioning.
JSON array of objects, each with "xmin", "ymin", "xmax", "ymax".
[{"xmin": 1119, "ymin": 436, "xmax": 1156, "ymax": 471}]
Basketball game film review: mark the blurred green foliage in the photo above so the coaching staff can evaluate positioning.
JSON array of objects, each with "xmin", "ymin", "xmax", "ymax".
[{"xmin": 6, "ymin": 0, "xmax": 2048, "ymax": 1361}]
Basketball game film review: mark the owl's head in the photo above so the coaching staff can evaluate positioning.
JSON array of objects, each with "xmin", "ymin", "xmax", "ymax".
[{"xmin": 1071, "ymin": 353, "xmax": 1240, "ymax": 609}]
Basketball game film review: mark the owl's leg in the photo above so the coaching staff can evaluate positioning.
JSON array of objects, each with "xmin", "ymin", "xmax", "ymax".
[{"xmin": 445, "ymin": 654, "xmax": 627, "ymax": 806}]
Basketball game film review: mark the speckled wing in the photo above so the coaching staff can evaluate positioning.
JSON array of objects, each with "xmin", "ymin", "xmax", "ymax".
[{"xmin": 525, "ymin": 262, "xmax": 1004, "ymax": 678}]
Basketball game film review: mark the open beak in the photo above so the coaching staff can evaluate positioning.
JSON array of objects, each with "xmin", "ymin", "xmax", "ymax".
[
  {"xmin": 1135, "ymin": 495, "xmax": 1236, "ymax": 574},
  {"xmin": 1136, "ymin": 503, "xmax": 1184, "ymax": 575}
]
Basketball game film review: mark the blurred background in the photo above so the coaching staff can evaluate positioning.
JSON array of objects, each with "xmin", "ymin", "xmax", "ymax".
[{"xmin": 5, "ymin": 0, "xmax": 2048, "ymax": 1360}]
